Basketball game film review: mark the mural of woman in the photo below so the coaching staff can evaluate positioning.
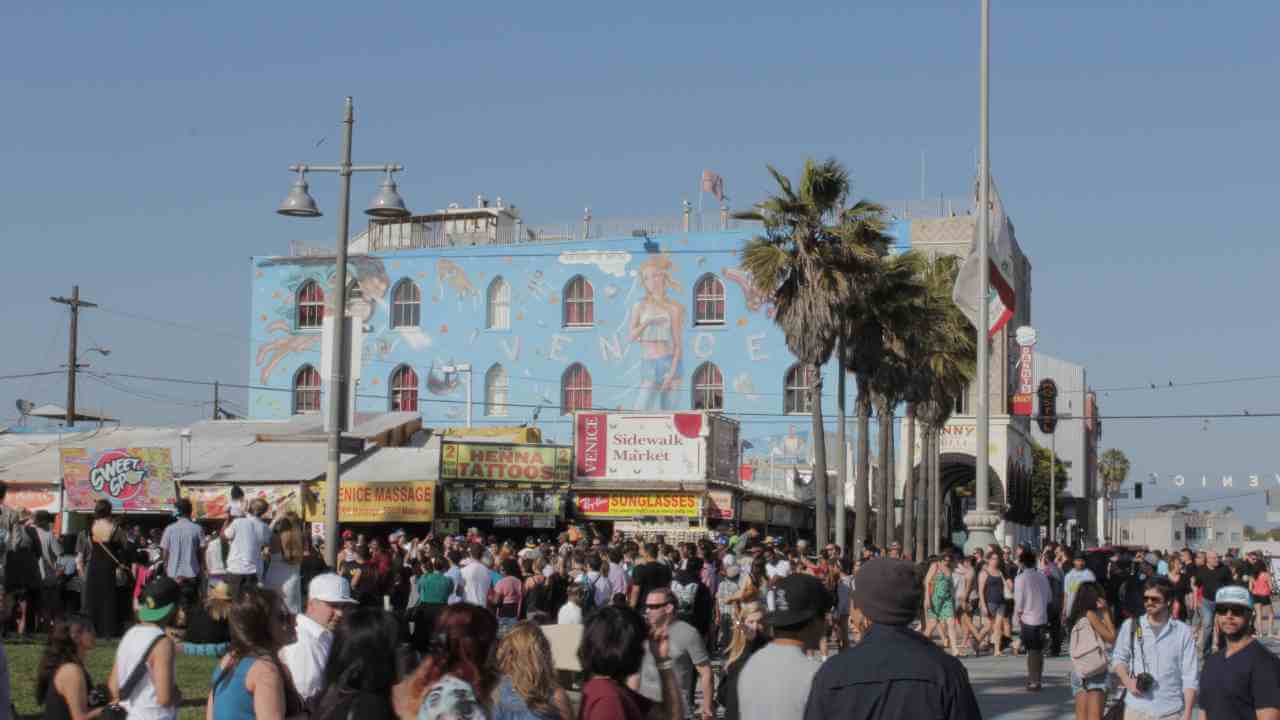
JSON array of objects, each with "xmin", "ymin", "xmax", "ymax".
[{"xmin": 628, "ymin": 254, "xmax": 685, "ymax": 410}]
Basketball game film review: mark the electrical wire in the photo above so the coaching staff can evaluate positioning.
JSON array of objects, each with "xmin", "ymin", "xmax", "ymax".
[{"xmin": 0, "ymin": 371, "xmax": 64, "ymax": 381}]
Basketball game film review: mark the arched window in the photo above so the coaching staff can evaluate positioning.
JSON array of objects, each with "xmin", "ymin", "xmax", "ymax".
[
  {"xmin": 562, "ymin": 275, "xmax": 594, "ymax": 327},
  {"xmin": 561, "ymin": 363, "xmax": 592, "ymax": 415},
  {"xmin": 487, "ymin": 276, "xmax": 511, "ymax": 330},
  {"xmin": 693, "ymin": 274, "xmax": 726, "ymax": 325},
  {"xmin": 390, "ymin": 279, "xmax": 421, "ymax": 328},
  {"xmin": 293, "ymin": 365, "xmax": 321, "ymax": 414},
  {"xmin": 389, "ymin": 365, "xmax": 419, "ymax": 412},
  {"xmin": 784, "ymin": 363, "xmax": 816, "ymax": 415},
  {"xmin": 296, "ymin": 280, "xmax": 325, "ymax": 329},
  {"xmin": 692, "ymin": 362, "xmax": 724, "ymax": 410},
  {"xmin": 485, "ymin": 363, "xmax": 509, "ymax": 417}
]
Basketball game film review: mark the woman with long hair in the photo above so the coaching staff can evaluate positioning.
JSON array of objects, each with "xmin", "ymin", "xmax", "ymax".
[
  {"xmin": 978, "ymin": 552, "xmax": 1011, "ymax": 656},
  {"xmin": 627, "ymin": 254, "xmax": 686, "ymax": 410},
  {"xmin": 715, "ymin": 601, "xmax": 767, "ymax": 720},
  {"xmin": 490, "ymin": 558, "xmax": 524, "ymax": 638},
  {"xmin": 264, "ymin": 513, "xmax": 304, "ymax": 615},
  {"xmin": 181, "ymin": 581, "xmax": 233, "ymax": 657},
  {"xmin": 311, "ymin": 606, "xmax": 401, "ymax": 720},
  {"xmin": 1167, "ymin": 556, "xmax": 1190, "ymax": 622},
  {"xmin": 78, "ymin": 500, "xmax": 130, "ymax": 639},
  {"xmin": 393, "ymin": 604, "xmax": 499, "ymax": 720},
  {"xmin": 578, "ymin": 605, "xmax": 681, "ymax": 720},
  {"xmin": 493, "ymin": 622, "xmax": 573, "ymax": 720},
  {"xmin": 1066, "ymin": 581, "xmax": 1116, "ymax": 720},
  {"xmin": 36, "ymin": 614, "xmax": 100, "ymax": 720},
  {"xmin": 206, "ymin": 587, "xmax": 301, "ymax": 720}
]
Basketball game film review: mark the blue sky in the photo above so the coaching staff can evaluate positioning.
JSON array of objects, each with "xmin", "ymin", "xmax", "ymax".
[{"xmin": 3, "ymin": 1, "xmax": 1278, "ymax": 528}]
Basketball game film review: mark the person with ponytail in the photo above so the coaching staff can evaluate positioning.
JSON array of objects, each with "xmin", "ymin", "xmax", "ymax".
[
  {"xmin": 310, "ymin": 606, "xmax": 402, "ymax": 720},
  {"xmin": 392, "ymin": 604, "xmax": 498, "ymax": 720},
  {"xmin": 206, "ymin": 587, "xmax": 302, "ymax": 720},
  {"xmin": 36, "ymin": 614, "xmax": 102, "ymax": 720}
]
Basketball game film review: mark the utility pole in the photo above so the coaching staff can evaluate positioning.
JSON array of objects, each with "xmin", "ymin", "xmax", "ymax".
[
  {"xmin": 213, "ymin": 381, "xmax": 220, "ymax": 420},
  {"xmin": 50, "ymin": 286, "xmax": 97, "ymax": 427}
]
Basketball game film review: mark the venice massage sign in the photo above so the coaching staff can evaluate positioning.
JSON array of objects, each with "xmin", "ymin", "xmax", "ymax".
[{"xmin": 574, "ymin": 412, "xmax": 705, "ymax": 481}]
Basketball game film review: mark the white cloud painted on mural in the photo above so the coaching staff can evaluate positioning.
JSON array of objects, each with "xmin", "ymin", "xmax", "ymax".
[
  {"xmin": 558, "ymin": 250, "xmax": 633, "ymax": 278},
  {"xmin": 732, "ymin": 372, "xmax": 761, "ymax": 402}
]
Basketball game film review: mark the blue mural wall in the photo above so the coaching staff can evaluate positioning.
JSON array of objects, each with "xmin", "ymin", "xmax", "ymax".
[{"xmin": 248, "ymin": 225, "xmax": 910, "ymax": 461}]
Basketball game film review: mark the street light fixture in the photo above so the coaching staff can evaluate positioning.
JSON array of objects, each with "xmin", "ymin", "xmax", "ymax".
[
  {"xmin": 440, "ymin": 364, "xmax": 473, "ymax": 428},
  {"xmin": 277, "ymin": 96, "xmax": 409, "ymax": 567}
]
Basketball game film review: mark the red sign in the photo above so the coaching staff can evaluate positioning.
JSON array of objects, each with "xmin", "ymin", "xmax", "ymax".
[
  {"xmin": 1013, "ymin": 343, "xmax": 1035, "ymax": 417},
  {"xmin": 576, "ymin": 413, "xmax": 606, "ymax": 479}
]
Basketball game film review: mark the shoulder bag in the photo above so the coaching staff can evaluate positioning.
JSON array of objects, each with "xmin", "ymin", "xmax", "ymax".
[
  {"xmin": 1101, "ymin": 618, "xmax": 1138, "ymax": 720},
  {"xmin": 1069, "ymin": 615, "xmax": 1108, "ymax": 679},
  {"xmin": 100, "ymin": 633, "xmax": 166, "ymax": 720},
  {"xmin": 96, "ymin": 539, "xmax": 133, "ymax": 588}
]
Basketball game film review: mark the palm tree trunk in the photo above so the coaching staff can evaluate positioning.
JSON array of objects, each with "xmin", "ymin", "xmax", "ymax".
[
  {"xmin": 902, "ymin": 403, "xmax": 916, "ymax": 559},
  {"xmin": 835, "ymin": 338, "xmax": 848, "ymax": 550},
  {"xmin": 886, "ymin": 403, "xmax": 896, "ymax": 546},
  {"xmin": 916, "ymin": 430, "xmax": 930, "ymax": 559},
  {"xmin": 876, "ymin": 396, "xmax": 893, "ymax": 548},
  {"xmin": 932, "ymin": 429, "xmax": 943, "ymax": 552},
  {"xmin": 853, "ymin": 377, "xmax": 872, "ymax": 554},
  {"xmin": 810, "ymin": 362, "xmax": 829, "ymax": 546}
]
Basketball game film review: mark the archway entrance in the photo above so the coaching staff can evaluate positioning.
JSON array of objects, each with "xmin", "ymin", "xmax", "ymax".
[{"xmin": 938, "ymin": 453, "xmax": 1005, "ymax": 549}]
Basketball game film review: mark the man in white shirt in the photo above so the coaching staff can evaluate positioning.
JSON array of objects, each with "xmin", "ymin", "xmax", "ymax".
[
  {"xmin": 460, "ymin": 543, "xmax": 493, "ymax": 607},
  {"xmin": 222, "ymin": 498, "xmax": 272, "ymax": 593},
  {"xmin": 280, "ymin": 573, "xmax": 357, "ymax": 704}
]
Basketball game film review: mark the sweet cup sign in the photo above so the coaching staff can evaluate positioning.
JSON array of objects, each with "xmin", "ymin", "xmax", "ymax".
[{"xmin": 60, "ymin": 447, "xmax": 176, "ymax": 512}]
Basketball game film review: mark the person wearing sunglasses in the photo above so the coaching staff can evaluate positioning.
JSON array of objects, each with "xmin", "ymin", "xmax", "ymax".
[
  {"xmin": 1197, "ymin": 586, "xmax": 1280, "ymax": 720},
  {"xmin": 1112, "ymin": 577, "xmax": 1199, "ymax": 720}
]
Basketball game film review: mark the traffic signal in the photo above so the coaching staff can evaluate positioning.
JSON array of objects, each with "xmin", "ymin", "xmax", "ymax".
[
  {"xmin": 1037, "ymin": 379, "xmax": 1058, "ymax": 434},
  {"xmin": 1134, "ymin": 483, "xmax": 1143, "ymax": 500}
]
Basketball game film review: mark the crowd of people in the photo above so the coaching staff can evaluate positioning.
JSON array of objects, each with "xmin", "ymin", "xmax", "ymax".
[{"xmin": 0, "ymin": 483, "xmax": 1278, "ymax": 720}]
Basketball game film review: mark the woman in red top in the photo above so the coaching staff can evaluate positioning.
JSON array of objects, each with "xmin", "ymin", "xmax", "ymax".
[
  {"xmin": 578, "ymin": 606, "xmax": 682, "ymax": 720},
  {"xmin": 490, "ymin": 558, "xmax": 525, "ymax": 637}
]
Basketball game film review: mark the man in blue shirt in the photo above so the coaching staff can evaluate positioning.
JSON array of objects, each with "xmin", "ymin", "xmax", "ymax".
[
  {"xmin": 159, "ymin": 499, "xmax": 203, "ymax": 606},
  {"xmin": 1113, "ymin": 576, "xmax": 1199, "ymax": 720}
]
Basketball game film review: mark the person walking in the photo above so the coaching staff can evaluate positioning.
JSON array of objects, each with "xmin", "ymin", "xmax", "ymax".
[
  {"xmin": 279, "ymin": 573, "xmax": 357, "ymax": 705},
  {"xmin": 222, "ymin": 499, "xmax": 272, "ymax": 594},
  {"xmin": 1112, "ymin": 576, "xmax": 1199, "ymax": 720},
  {"xmin": 737, "ymin": 574, "xmax": 831, "ymax": 720},
  {"xmin": 636, "ymin": 587, "xmax": 714, "ymax": 720},
  {"xmin": 1014, "ymin": 548, "xmax": 1052, "ymax": 691},
  {"xmin": 1197, "ymin": 586, "xmax": 1280, "ymax": 720},
  {"xmin": 978, "ymin": 552, "xmax": 1011, "ymax": 656},
  {"xmin": 108, "ymin": 577, "xmax": 180, "ymax": 720},
  {"xmin": 34, "ymin": 614, "xmax": 98, "ymax": 720},
  {"xmin": 1195, "ymin": 551, "xmax": 1233, "ymax": 658},
  {"xmin": 207, "ymin": 586, "xmax": 300, "ymax": 720},
  {"xmin": 1067, "ymin": 581, "xmax": 1116, "ymax": 720},
  {"xmin": 804, "ymin": 558, "xmax": 981, "ymax": 719},
  {"xmin": 158, "ymin": 499, "xmax": 203, "ymax": 609}
]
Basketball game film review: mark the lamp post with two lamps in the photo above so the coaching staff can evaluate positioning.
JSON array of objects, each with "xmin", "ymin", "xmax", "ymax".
[{"xmin": 277, "ymin": 97, "xmax": 410, "ymax": 566}]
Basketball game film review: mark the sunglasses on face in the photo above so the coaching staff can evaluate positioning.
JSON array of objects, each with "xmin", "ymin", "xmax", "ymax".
[
  {"xmin": 1143, "ymin": 595, "xmax": 1166, "ymax": 605},
  {"xmin": 644, "ymin": 602, "xmax": 672, "ymax": 611},
  {"xmin": 1215, "ymin": 606, "xmax": 1249, "ymax": 618}
]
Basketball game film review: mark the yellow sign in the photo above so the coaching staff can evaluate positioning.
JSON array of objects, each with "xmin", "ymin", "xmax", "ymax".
[
  {"xmin": 312, "ymin": 481, "xmax": 435, "ymax": 522},
  {"xmin": 574, "ymin": 493, "xmax": 700, "ymax": 518},
  {"xmin": 441, "ymin": 442, "xmax": 572, "ymax": 483},
  {"xmin": 441, "ymin": 426, "xmax": 542, "ymax": 444}
]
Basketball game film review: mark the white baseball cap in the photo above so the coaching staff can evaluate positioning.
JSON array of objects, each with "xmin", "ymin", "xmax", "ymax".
[{"xmin": 309, "ymin": 573, "xmax": 357, "ymax": 604}]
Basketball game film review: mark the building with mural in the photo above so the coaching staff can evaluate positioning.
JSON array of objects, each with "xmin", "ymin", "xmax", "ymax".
[{"xmin": 250, "ymin": 195, "xmax": 1040, "ymax": 545}]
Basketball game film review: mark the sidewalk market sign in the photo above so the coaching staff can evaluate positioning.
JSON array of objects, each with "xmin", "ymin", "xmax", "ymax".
[
  {"xmin": 440, "ymin": 442, "xmax": 572, "ymax": 484},
  {"xmin": 60, "ymin": 447, "xmax": 176, "ymax": 512}
]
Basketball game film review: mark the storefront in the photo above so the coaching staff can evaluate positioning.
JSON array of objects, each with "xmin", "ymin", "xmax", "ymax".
[
  {"xmin": 572, "ymin": 491, "xmax": 706, "ymax": 543},
  {"xmin": 439, "ymin": 440, "xmax": 571, "ymax": 537},
  {"xmin": 704, "ymin": 488, "xmax": 737, "ymax": 533}
]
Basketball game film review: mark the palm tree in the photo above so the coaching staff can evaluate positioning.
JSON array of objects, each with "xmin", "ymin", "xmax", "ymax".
[
  {"xmin": 1099, "ymin": 448, "xmax": 1131, "ymax": 543},
  {"xmin": 738, "ymin": 159, "xmax": 882, "ymax": 545},
  {"xmin": 912, "ymin": 255, "xmax": 976, "ymax": 554}
]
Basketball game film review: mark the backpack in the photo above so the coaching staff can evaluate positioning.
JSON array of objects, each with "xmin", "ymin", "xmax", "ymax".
[
  {"xmin": 580, "ymin": 574, "xmax": 607, "ymax": 614},
  {"xmin": 671, "ymin": 578, "xmax": 699, "ymax": 624},
  {"xmin": 1069, "ymin": 618, "xmax": 1108, "ymax": 679}
]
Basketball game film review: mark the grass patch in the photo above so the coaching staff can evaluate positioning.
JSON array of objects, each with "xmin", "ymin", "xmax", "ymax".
[{"xmin": 5, "ymin": 637, "xmax": 219, "ymax": 720}]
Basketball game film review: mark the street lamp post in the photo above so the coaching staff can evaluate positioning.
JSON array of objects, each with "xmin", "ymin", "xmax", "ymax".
[
  {"xmin": 277, "ymin": 97, "xmax": 410, "ymax": 567},
  {"xmin": 441, "ymin": 364, "xmax": 473, "ymax": 428}
]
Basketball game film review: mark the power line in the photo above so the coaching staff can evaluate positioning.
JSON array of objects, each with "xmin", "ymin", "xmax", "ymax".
[
  {"xmin": 0, "ymin": 371, "xmax": 64, "ymax": 381},
  {"xmin": 1116, "ymin": 488, "xmax": 1268, "ymax": 512}
]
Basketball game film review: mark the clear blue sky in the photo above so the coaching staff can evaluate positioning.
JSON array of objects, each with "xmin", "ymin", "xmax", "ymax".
[{"xmin": 3, "ymin": 1, "xmax": 1278, "ymax": 528}]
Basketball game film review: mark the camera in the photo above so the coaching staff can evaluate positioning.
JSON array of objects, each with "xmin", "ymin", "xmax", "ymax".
[
  {"xmin": 88, "ymin": 685, "xmax": 110, "ymax": 708},
  {"xmin": 1135, "ymin": 673, "xmax": 1155, "ymax": 693}
]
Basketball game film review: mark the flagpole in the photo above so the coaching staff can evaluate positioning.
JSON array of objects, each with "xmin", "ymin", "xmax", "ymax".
[{"xmin": 963, "ymin": 0, "xmax": 999, "ymax": 554}]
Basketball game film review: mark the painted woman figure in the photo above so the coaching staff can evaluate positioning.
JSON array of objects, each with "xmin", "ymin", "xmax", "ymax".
[{"xmin": 627, "ymin": 255, "xmax": 685, "ymax": 410}]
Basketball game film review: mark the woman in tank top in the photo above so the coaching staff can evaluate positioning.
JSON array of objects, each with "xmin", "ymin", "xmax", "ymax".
[
  {"xmin": 207, "ymin": 586, "xmax": 300, "ymax": 720},
  {"xmin": 35, "ymin": 614, "xmax": 98, "ymax": 720},
  {"xmin": 978, "ymin": 554, "xmax": 1011, "ymax": 656}
]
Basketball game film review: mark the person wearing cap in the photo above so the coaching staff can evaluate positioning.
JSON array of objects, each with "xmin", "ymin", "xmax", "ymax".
[
  {"xmin": 1112, "ymin": 576, "xmax": 1199, "ymax": 720},
  {"xmin": 735, "ymin": 574, "xmax": 831, "ymax": 720},
  {"xmin": 108, "ymin": 576, "xmax": 180, "ymax": 718},
  {"xmin": 1197, "ymin": 586, "xmax": 1280, "ymax": 720},
  {"xmin": 804, "ymin": 558, "xmax": 981, "ymax": 720},
  {"xmin": 280, "ymin": 572, "xmax": 358, "ymax": 703}
]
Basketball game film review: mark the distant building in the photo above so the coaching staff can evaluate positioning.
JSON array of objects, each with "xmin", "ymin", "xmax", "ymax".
[
  {"xmin": 1030, "ymin": 352, "xmax": 1103, "ymax": 545},
  {"xmin": 1122, "ymin": 510, "xmax": 1245, "ymax": 553}
]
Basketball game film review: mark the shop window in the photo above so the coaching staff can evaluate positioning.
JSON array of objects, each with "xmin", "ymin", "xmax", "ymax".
[
  {"xmin": 296, "ymin": 280, "xmax": 325, "ymax": 329},
  {"xmin": 293, "ymin": 365, "xmax": 321, "ymax": 414},
  {"xmin": 485, "ymin": 363, "xmax": 509, "ymax": 417},
  {"xmin": 390, "ymin": 279, "xmax": 421, "ymax": 328},
  {"xmin": 561, "ymin": 363, "xmax": 592, "ymax": 415},
  {"xmin": 389, "ymin": 365, "xmax": 419, "ymax": 412},
  {"xmin": 692, "ymin": 362, "xmax": 724, "ymax": 410},
  {"xmin": 784, "ymin": 364, "xmax": 816, "ymax": 415},
  {"xmin": 693, "ymin": 274, "xmax": 726, "ymax": 325},
  {"xmin": 563, "ymin": 275, "xmax": 594, "ymax": 327},
  {"xmin": 487, "ymin": 276, "xmax": 511, "ymax": 330}
]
